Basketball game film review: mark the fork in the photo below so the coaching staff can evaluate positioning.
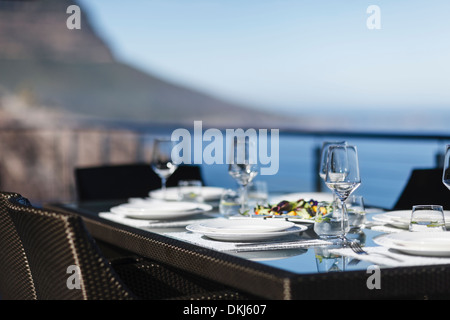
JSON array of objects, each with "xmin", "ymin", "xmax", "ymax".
[{"xmin": 349, "ymin": 241, "xmax": 403, "ymax": 263}]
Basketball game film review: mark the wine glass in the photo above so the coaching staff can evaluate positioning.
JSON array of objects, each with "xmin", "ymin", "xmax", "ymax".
[
  {"xmin": 319, "ymin": 141, "xmax": 347, "ymax": 203},
  {"xmin": 442, "ymin": 145, "xmax": 450, "ymax": 190},
  {"xmin": 325, "ymin": 145, "xmax": 361, "ymax": 244},
  {"xmin": 319, "ymin": 141, "xmax": 347, "ymax": 181},
  {"xmin": 151, "ymin": 138, "xmax": 178, "ymax": 199},
  {"xmin": 228, "ymin": 137, "xmax": 259, "ymax": 214}
]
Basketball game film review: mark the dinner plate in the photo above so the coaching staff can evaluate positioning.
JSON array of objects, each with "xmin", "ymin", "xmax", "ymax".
[
  {"xmin": 110, "ymin": 202, "xmax": 212, "ymax": 220},
  {"xmin": 186, "ymin": 223, "xmax": 307, "ymax": 242},
  {"xmin": 195, "ymin": 219, "xmax": 295, "ymax": 234},
  {"xmin": 374, "ymin": 232, "xmax": 450, "ymax": 257},
  {"xmin": 149, "ymin": 186, "xmax": 225, "ymax": 201},
  {"xmin": 372, "ymin": 210, "xmax": 450, "ymax": 229}
]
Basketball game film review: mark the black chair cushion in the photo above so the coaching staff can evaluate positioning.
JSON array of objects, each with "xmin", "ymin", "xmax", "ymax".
[
  {"xmin": 75, "ymin": 164, "xmax": 205, "ymax": 201},
  {"xmin": 75, "ymin": 164, "xmax": 161, "ymax": 201},
  {"xmin": 393, "ymin": 168, "xmax": 450, "ymax": 210}
]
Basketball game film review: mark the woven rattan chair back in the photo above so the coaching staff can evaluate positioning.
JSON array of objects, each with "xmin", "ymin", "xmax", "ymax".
[
  {"xmin": 4, "ymin": 193, "xmax": 135, "ymax": 300},
  {"xmin": 1, "ymin": 192, "xmax": 256, "ymax": 300},
  {"xmin": 0, "ymin": 192, "xmax": 37, "ymax": 300}
]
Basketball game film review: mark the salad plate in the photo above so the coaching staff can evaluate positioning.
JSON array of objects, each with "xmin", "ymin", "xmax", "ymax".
[
  {"xmin": 269, "ymin": 192, "xmax": 334, "ymax": 204},
  {"xmin": 110, "ymin": 202, "xmax": 212, "ymax": 220},
  {"xmin": 374, "ymin": 232, "xmax": 450, "ymax": 257},
  {"xmin": 250, "ymin": 198, "xmax": 332, "ymax": 224}
]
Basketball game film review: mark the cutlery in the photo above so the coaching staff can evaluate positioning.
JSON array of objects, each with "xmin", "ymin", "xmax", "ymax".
[
  {"xmin": 234, "ymin": 239, "xmax": 331, "ymax": 248},
  {"xmin": 349, "ymin": 241, "xmax": 403, "ymax": 263}
]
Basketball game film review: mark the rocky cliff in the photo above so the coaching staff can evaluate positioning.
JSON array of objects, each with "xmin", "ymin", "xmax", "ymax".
[{"xmin": 0, "ymin": 0, "xmax": 282, "ymax": 128}]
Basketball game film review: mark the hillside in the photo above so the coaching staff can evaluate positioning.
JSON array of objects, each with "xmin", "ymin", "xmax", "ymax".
[{"xmin": 0, "ymin": 0, "xmax": 289, "ymax": 129}]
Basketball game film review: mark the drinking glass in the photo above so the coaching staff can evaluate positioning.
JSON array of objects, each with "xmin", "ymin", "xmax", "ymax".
[
  {"xmin": 219, "ymin": 189, "xmax": 241, "ymax": 217},
  {"xmin": 228, "ymin": 136, "xmax": 258, "ymax": 214},
  {"xmin": 409, "ymin": 205, "xmax": 446, "ymax": 232},
  {"xmin": 314, "ymin": 201, "xmax": 349, "ymax": 239},
  {"xmin": 151, "ymin": 138, "xmax": 178, "ymax": 199},
  {"xmin": 325, "ymin": 145, "xmax": 361, "ymax": 244},
  {"xmin": 442, "ymin": 145, "xmax": 450, "ymax": 190},
  {"xmin": 178, "ymin": 180, "xmax": 202, "ymax": 202},
  {"xmin": 248, "ymin": 181, "xmax": 268, "ymax": 207},
  {"xmin": 346, "ymin": 195, "xmax": 366, "ymax": 229}
]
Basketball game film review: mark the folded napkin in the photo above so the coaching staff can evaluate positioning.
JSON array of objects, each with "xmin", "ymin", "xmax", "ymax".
[
  {"xmin": 364, "ymin": 220, "xmax": 405, "ymax": 233},
  {"xmin": 166, "ymin": 231, "xmax": 331, "ymax": 252},
  {"xmin": 330, "ymin": 246, "xmax": 450, "ymax": 267}
]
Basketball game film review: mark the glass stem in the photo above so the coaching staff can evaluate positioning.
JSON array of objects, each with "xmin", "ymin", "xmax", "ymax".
[
  {"xmin": 340, "ymin": 199, "xmax": 348, "ymax": 245},
  {"xmin": 241, "ymin": 184, "xmax": 248, "ymax": 215},
  {"xmin": 161, "ymin": 177, "xmax": 167, "ymax": 200}
]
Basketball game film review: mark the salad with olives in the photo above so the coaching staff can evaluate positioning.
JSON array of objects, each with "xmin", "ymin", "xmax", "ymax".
[{"xmin": 252, "ymin": 199, "xmax": 331, "ymax": 220}]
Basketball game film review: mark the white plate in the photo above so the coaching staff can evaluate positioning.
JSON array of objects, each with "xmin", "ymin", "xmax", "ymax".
[
  {"xmin": 149, "ymin": 186, "xmax": 225, "ymax": 201},
  {"xmin": 186, "ymin": 224, "xmax": 307, "ymax": 242},
  {"xmin": 372, "ymin": 210, "xmax": 450, "ymax": 229},
  {"xmin": 269, "ymin": 192, "xmax": 334, "ymax": 204},
  {"xmin": 110, "ymin": 202, "xmax": 212, "ymax": 220},
  {"xmin": 195, "ymin": 219, "xmax": 295, "ymax": 234},
  {"xmin": 374, "ymin": 232, "xmax": 450, "ymax": 257},
  {"xmin": 114, "ymin": 201, "xmax": 199, "ymax": 213},
  {"xmin": 230, "ymin": 215, "xmax": 315, "ymax": 224}
]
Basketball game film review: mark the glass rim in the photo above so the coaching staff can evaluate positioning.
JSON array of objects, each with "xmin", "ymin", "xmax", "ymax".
[
  {"xmin": 412, "ymin": 205, "xmax": 444, "ymax": 210},
  {"xmin": 327, "ymin": 144, "xmax": 357, "ymax": 149}
]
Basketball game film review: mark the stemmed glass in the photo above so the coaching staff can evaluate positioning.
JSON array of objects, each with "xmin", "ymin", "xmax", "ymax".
[
  {"xmin": 319, "ymin": 141, "xmax": 347, "ymax": 203},
  {"xmin": 325, "ymin": 145, "xmax": 361, "ymax": 244},
  {"xmin": 228, "ymin": 137, "xmax": 259, "ymax": 214},
  {"xmin": 442, "ymin": 145, "xmax": 450, "ymax": 191},
  {"xmin": 151, "ymin": 138, "xmax": 178, "ymax": 200},
  {"xmin": 319, "ymin": 141, "xmax": 347, "ymax": 182}
]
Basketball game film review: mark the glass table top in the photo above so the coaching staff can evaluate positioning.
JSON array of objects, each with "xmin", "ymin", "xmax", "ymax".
[{"xmin": 64, "ymin": 200, "xmax": 386, "ymax": 275}]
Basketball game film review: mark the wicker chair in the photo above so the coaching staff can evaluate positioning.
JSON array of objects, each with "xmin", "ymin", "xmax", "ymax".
[
  {"xmin": 0, "ymin": 192, "xmax": 37, "ymax": 300},
  {"xmin": 0, "ymin": 192, "xmax": 253, "ymax": 300}
]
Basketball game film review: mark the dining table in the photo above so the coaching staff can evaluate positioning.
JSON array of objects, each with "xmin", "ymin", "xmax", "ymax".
[{"xmin": 45, "ymin": 189, "xmax": 450, "ymax": 300}]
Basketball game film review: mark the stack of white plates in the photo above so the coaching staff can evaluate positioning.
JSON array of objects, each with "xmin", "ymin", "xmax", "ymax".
[
  {"xmin": 372, "ymin": 210, "xmax": 450, "ymax": 230},
  {"xmin": 374, "ymin": 232, "xmax": 450, "ymax": 257},
  {"xmin": 186, "ymin": 219, "xmax": 307, "ymax": 241},
  {"xmin": 149, "ymin": 186, "xmax": 224, "ymax": 201},
  {"xmin": 110, "ymin": 201, "xmax": 212, "ymax": 220}
]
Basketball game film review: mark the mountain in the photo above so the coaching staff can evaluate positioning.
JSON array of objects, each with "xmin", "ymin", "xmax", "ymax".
[{"xmin": 0, "ymin": 0, "xmax": 291, "ymax": 129}]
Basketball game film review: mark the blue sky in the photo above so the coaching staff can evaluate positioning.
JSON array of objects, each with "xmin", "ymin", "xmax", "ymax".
[{"xmin": 78, "ymin": 0, "xmax": 450, "ymax": 116}]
